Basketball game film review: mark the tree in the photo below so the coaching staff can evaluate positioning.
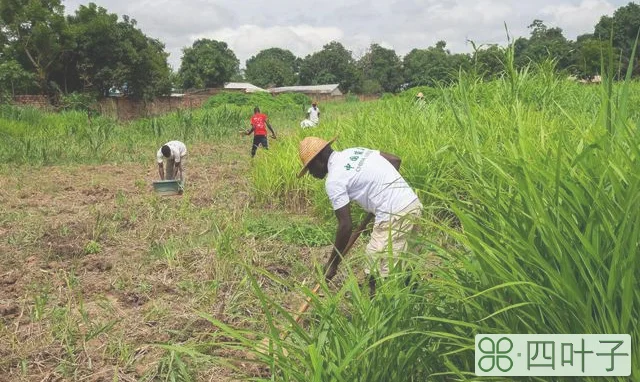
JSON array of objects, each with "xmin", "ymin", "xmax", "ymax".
[
  {"xmin": 298, "ymin": 41, "xmax": 359, "ymax": 92},
  {"xmin": 570, "ymin": 34, "xmax": 618, "ymax": 79},
  {"xmin": 245, "ymin": 47, "xmax": 298, "ymax": 88},
  {"xmin": 514, "ymin": 20, "xmax": 574, "ymax": 71},
  {"xmin": 594, "ymin": 2, "xmax": 640, "ymax": 56},
  {"xmin": 179, "ymin": 39, "xmax": 239, "ymax": 89},
  {"xmin": 357, "ymin": 44, "xmax": 403, "ymax": 93},
  {"xmin": 0, "ymin": 59, "xmax": 37, "ymax": 97},
  {"xmin": 403, "ymin": 41, "xmax": 470, "ymax": 87},
  {"xmin": 0, "ymin": 0, "xmax": 73, "ymax": 96},
  {"xmin": 59, "ymin": 5, "xmax": 171, "ymax": 99},
  {"xmin": 593, "ymin": 2, "xmax": 640, "ymax": 76},
  {"xmin": 471, "ymin": 44, "xmax": 505, "ymax": 79}
]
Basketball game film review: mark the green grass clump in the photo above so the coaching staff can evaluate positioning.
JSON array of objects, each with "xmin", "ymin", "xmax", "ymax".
[{"xmin": 240, "ymin": 54, "xmax": 640, "ymax": 380}]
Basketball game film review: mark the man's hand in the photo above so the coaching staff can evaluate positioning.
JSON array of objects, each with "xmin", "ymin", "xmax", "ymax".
[{"xmin": 271, "ymin": 134, "xmax": 277, "ymax": 139}]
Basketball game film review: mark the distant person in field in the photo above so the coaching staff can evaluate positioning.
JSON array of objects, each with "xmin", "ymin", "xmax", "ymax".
[
  {"xmin": 297, "ymin": 137, "xmax": 423, "ymax": 295},
  {"xmin": 414, "ymin": 92, "xmax": 427, "ymax": 110},
  {"xmin": 300, "ymin": 101, "xmax": 320, "ymax": 128},
  {"xmin": 307, "ymin": 101, "xmax": 320, "ymax": 125},
  {"xmin": 242, "ymin": 107, "xmax": 277, "ymax": 157},
  {"xmin": 157, "ymin": 140, "xmax": 187, "ymax": 183}
]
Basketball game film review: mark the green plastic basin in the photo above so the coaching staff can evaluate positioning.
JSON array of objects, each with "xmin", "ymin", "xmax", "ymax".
[{"xmin": 152, "ymin": 180, "xmax": 183, "ymax": 196}]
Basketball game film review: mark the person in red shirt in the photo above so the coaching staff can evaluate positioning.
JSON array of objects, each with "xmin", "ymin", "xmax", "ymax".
[{"xmin": 242, "ymin": 107, "xmax": 277, "ymax": 157}]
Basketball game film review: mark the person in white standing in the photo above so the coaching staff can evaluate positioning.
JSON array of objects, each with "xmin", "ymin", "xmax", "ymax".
[
  {"xmin": 301, "ymin": 102, "xmax": 321, "ymax": 128},
  {"xmin": 307, "ymin": 102, "xmax": 320, "ymax": 125},
  {"xmin": 297, "ymin": 136, "xmax": 423, "ymax": 296},
  {"xmin": 157, "ymin": 140, "xmax": 187, "ymax": 184}
]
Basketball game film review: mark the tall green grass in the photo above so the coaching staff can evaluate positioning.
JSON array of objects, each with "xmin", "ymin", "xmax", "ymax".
[
  {"xmin": 0, "ymin": 102, "xmax": 304, "ymax": 165},
  {"xmin": 217, "ymin": 54, "xmax": 640, "ymax": 380}
]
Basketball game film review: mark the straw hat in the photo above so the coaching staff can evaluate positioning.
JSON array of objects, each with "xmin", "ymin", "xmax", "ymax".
[{"xmin": 297, "ymin": 136, "xmax": 336, "ymax": 178}]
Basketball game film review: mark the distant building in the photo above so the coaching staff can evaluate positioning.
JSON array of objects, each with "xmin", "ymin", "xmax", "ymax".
[
  {"xmin": 224, "ymin": 82, "xmax": 267, "ymax": 93},
  {"xmin": 268, "ymin": 84, "xmax": 343, "ymax": 97}
]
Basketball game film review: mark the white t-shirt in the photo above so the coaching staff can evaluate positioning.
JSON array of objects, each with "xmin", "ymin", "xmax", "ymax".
[
  {"xmin": 325, "ymin": 148, "xmax": 419, "ymax": 223},
  {"xmin": 157, "ymin": 140, "xmax": 187, "ymax": 164},
  {"xmin": 307, "ymin": 106, "xmax": 320, "ymax": 124}
]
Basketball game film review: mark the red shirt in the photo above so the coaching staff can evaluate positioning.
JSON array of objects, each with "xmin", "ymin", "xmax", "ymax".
[{"xmin": 251, "ymin": 113, "xmax": 268, "ymax": 136}]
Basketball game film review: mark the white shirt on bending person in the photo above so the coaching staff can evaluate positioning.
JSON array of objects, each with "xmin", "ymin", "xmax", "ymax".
[
  {"xmin": 157, "ymin": 140, "xmax": 187, "ymax": 164},
  {"xmin": 325, "ymin": 147, "xmax": 419, "ymax": 224}
]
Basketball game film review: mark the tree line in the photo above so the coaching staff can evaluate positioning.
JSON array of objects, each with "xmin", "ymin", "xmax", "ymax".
[{"xmin": 2, "ymin": 0, "xmax": 640, "ymax": 102}]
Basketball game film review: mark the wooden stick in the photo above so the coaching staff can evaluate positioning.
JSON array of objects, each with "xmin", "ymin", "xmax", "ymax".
[{"xmin": 282, "ymin": 212, "xmax": 375, "ymax": 335}]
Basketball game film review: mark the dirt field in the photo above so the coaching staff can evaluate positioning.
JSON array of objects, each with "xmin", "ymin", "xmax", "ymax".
[{"xmin": 0, "ymin": 141, "xmax": 330, "ymax": 381}]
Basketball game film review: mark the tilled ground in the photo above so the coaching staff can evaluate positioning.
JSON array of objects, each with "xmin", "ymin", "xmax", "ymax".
[{"xmin": 0, "ymin": 142, "xmax": 329, "ymax": 381}]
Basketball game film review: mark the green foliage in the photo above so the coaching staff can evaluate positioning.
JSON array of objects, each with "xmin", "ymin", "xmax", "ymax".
[
  {"xmin": 359, "ymin": 79, "xmax": 383, "ymax": 95},
  {"xmin": 59, "ymin": 92, "xmax": 97, "ymax": 111},
  {"xmin": 299, "ymin": 41, "xmax": 359, "ymax": 93},
  {"xmin": 0, "ymin": 102, "xmax": 248, "ymax": 164},
  {"xmin": 179, "ymin": 39, "xmax": 239, "ymax": 89},
  {"xmin": 245, "ymin": 48, "xmax": 299, "ymax": 88},
  {"xmin": 344, "ymin": 94, "xmax": 360, "ymax": 103},
  {"xmin": 0, "ymin": 59, "xmax": 37, "ymax": 98},
  {"xmin": 357, "ymin": 44, "xmax": 403, "ymax": 93},
  {"xmin": 403, "ymin": 41, "xmax": 471, "ymax": 87},
  {"xmin": 83, "ymin": 240, "xmax": 101, "ymax": 255},
  {"xmin": 203, "ymin": 91, "xmax": 310, "ymax": 111},
  {"xmin": 0, "ymin": 0, "xmax": 71, "ymax": 95},
  {"xmin": 245, "ymin": 215, "xmax": 333, "ymax": 247},
  {"xmin": 514, "ymin": 20, "xmax": 574, "ymax": 70},
  {"xmin": 246, "ymin": 51, "xmax": 640, "ymax": 379}
]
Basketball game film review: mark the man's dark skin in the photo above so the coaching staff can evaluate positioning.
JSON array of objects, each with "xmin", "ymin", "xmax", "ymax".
[
  {"xmin": 306, "ymin": 145, "xmax": 402, "ymax": 295},
  {"xmin": 158, "ymin": 145, "xmax": 182, "ymax": 180}
]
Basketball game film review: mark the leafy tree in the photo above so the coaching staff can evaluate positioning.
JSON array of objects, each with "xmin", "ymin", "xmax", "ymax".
[
  {"xmin": 594, "ymin": 2, "xmax": 640, "ymax": 56},
  {"xmin": 403, "ymin": 41, "xmax": 470, "ymax": 87},
  {"xmin": 245, "ymin": 47, "xmax": 298, "ymax": 88},
  {"xmin": 357, "ymin": 44, "xmax": 403, "ymax": 93},
  {"xmin": 514, "ymin": 20, "xmax": 574, "ymax": 71},
  {"xmin": 0, "ymin": 59, "xmax": 37, "ymax": 97},
  {"xmin": 179, "ymin": 39, "xmax": 239, "ymax": 89},
  {"xmin": 298, "ymin": 41, "xmax": 359, "ymax": 92},
  {"xmin": 570, "ymin": 34, "xmax": 619, "ymax": 79},
  {"xmin": 60, "ymin": 6, "xmax": 171, "ymax": 99},
  {"xmin": 0, "ymin": 0, "xmax": 72, "ymax": 96},
  {"xmin": 593, "ymin": 2, "xmax": 640, "ymax": 75},
  {"xmin": 471, "ymin": 44, "xmax": 505, "ymax": 79}
]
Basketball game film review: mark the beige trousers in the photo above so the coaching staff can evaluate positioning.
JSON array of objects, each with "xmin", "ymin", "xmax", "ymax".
[{"xmin": 364, "ymin": 199, "xmax": 423, "ymax": 277}]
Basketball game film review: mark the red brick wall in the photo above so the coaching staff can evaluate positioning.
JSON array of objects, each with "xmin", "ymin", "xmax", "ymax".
[
  {"xmin": 12, "ymin": 95, "xmax": 51, "ymax": 109},
  {"xmin": 11, "ymin": 90, "xmax": 379, "ymax": 121},
  {"xmin": 95, "ymin": 94, "xmax": 216, "ymax": 121}
]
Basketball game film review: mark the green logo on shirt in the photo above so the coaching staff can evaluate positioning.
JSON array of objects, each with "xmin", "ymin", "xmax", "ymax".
[{"xmin": 344, "ymin": 164, "xmax": 353, "ymax": 171}]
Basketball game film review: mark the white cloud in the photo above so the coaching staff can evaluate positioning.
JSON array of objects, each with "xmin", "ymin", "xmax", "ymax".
[
  {"xmin": 61, "ymin": 0, "xmax": 630, "ymax": 71},
  {"xmin": 541, "ymin": 0, "xmax": 617, "ymax": 38}
]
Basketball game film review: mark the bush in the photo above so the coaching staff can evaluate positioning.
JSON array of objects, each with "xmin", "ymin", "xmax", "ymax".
[{"xmin": 203, "ymin": 91, "xmax": 310, "ymax": 111}]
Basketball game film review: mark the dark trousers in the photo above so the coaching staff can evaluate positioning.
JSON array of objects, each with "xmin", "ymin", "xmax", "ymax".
[{"xmin": 251, "ymin": 135, "xmax": 268, "ymax": 157}]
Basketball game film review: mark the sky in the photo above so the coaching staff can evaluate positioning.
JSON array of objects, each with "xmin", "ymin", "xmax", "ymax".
[{"xmin": 62, "ymin": 0, "xmax": 630, "ymax": 71}]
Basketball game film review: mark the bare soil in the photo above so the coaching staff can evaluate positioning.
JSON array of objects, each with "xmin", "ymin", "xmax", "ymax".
[{"xmin": 0, "ymin": 142, "xmax": 313, "ymax": 381}]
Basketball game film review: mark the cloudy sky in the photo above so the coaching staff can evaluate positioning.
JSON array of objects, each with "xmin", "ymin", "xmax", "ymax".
[{"xmin": 62, "ymin": 0, "xmax": 628, "ymax": 70}]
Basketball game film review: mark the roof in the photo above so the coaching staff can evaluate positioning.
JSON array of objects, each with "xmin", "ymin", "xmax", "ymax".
[
  {"xmin": 268, "ymin": 84, "xmax": 341, "ymax": 94},
  {"xmin": 224, "ymin": 82, "xmax": 267, "ymax": 92}
]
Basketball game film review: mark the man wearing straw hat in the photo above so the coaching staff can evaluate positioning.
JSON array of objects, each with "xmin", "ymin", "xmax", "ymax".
[{"xmin": 297, "ymin": 137, "xmax": 423, "ymax": 294}]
